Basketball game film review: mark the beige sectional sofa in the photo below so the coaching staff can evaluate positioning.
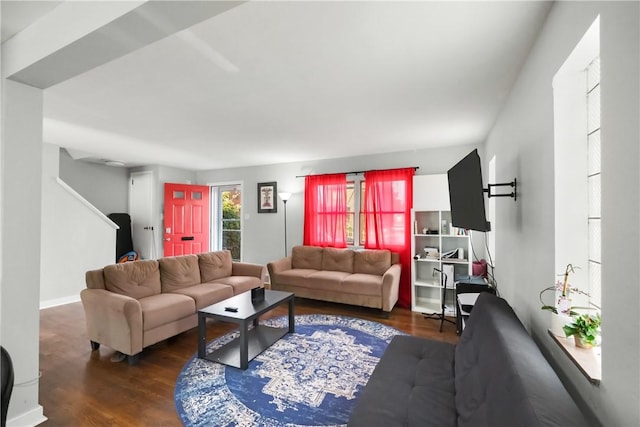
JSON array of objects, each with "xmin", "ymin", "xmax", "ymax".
[
  {"xmin": 81, "ymin": 250, "xmax": 265, "ymax": 364},
  {"xmin": 267, "ymin": 245, "xmax": 401, "ymax": 314}
]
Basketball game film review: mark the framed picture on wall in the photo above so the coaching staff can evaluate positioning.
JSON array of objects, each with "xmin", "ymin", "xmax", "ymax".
[{"xmin": 257, "ymin": 182, "xmax": 277, "ymax": 213}]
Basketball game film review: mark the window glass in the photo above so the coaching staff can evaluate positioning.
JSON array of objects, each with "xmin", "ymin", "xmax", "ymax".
[
  {"xmin": 346, "ymin": 182, "xmax": 355, "ymax": 245},
  {"xmin": 587, "ymin": 85, "xmax": 601, "ymax": 133},
  {"xmin": 588, "ymin": 130, "xmax": 601, "ymax": 175},
  {"xmin": 359, "ymin": 181, "xmax": 366, "ymax": 245},
  {"xmin": 586, "ymin": 56, "xmax": 601, "ymax": 309}
]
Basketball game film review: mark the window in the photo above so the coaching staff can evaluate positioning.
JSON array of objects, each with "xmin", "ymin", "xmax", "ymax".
[
  {"xmin": 346, "ymin": 181, "xmax": 355, "ymax": 245},
  {"xmin": 553, "ymin": 18, "xmax": 600, "ymax": 311},
  {"xmin": 586, "ymin": 57, "xmax": 601, "ymax": 310},
  {"xmin": 552, "ymin": 16, "xmax": 600, "ymax": 382},
  {"xmin": 346, "ymin": 179, "xmax": 366, "ymax": 246},
  {"xmin": 211, "ymin": 184, "xmax": 242, "ymax": 260}
]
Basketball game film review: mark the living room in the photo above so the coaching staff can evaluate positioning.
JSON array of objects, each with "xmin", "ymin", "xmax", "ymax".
[{"xmin": 1, "ymin": 1, "xmax": 638, "ymax": 426}]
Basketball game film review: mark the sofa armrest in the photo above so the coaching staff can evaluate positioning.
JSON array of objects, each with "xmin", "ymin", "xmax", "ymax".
[
  {"xmin": 231, "ymin": 261, "xmax": 266, "ymax": 280},
  {"xmin": 80, "ymin": 289, "xmax": 143, "ymax": 356},
  {"xmin": 266, "ymin": 256, "xmax": 292, "ymax": 281},
  {"xmin": 381, "ymin": 263, "xmax": 401, "ymax": 312}
]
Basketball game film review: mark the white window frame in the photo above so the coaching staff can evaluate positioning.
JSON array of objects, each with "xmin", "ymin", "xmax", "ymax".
[
  {"xmin": 209, "ymin": 181, "xmax": 243, "ymax": 261},
  {"xmin": 346, "ymin": 175, "xmax": 365, "ymax": 248}
]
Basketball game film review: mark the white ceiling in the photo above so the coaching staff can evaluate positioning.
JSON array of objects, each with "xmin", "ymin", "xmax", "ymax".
[
  {"xmin": 0, "ymin": 0, "xmax": 62, "ymax": 43},
  {"xmin": 6, "ymin": 1, "xmax": 552, "ymax": 171}
]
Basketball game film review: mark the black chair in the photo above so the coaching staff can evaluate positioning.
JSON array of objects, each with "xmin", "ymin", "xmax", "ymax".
[
  {"xmin": 455, "ymin": 281, "xmax": 496, "ymax": 334},
  {"xmin": 1, "ymin": 346, "xmax": 14, "ymax": 427}
]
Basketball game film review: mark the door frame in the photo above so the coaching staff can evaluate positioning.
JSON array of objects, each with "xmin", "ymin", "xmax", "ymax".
[
  {"xmin": 209, "ymin": 180, "xmax": 244, "ymax": 261},
  {"xmin": 129, "ymin": 171, "xmax": 155, "ymax": 259}
]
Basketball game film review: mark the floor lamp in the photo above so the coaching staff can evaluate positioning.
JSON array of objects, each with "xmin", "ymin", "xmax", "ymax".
[{"xmin": 278, "ymin": 192, "xmax": 292, "ymax": 256}]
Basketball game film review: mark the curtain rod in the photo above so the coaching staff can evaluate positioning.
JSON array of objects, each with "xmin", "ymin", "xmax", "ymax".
[{"xmin": 295, "ymin": 166, "xmax": 419, "ymax": 178}]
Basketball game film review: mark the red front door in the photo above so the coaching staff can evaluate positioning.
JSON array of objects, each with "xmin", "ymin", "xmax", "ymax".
[{"xmin": 163, "ymin": 183, "xmax": 210, "ymax": 256}]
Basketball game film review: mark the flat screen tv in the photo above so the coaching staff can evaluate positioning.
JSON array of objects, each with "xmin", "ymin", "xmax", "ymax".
[{"xmin": 447, "ymin": 149, "xmax": 491, "ymax": 232}]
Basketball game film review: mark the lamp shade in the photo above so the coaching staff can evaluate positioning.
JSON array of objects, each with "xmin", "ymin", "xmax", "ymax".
[{"xmin": 278, "ymin": 192, "xmax": 292, "ymax": 202}]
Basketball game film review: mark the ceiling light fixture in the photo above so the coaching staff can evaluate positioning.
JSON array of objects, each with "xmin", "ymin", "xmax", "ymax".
[{"xmin": 104, "ymin": 160, "xmax": 126, "ymax": 167}]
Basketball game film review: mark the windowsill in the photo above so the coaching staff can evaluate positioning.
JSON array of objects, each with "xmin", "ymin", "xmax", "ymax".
[{"xmin": 548, "ymin": 330, "xmax": 601, "ymax": 385}]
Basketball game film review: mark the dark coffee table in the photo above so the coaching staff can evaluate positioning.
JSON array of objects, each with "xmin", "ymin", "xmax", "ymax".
[{"xmin": 197, "ymin": 289, "xmax": 295, "ymax": 369}]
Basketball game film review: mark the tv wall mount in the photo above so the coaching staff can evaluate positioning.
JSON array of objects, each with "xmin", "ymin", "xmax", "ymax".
[{"xmin": 484, "ymin": 178, "xmax": 517, "ymax": 201}]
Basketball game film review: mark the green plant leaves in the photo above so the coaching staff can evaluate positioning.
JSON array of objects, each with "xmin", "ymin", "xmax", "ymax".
[{"xmin": 562, "ymin": 313, "xmax": 601, "ymax": 346}]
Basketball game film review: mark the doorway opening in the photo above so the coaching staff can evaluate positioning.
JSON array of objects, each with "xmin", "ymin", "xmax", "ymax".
[{"xmin": 129, "ymin": 171, "xmax": 155, "ymax": 259}]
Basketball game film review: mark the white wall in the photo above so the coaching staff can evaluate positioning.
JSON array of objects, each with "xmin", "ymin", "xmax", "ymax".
[
  {"xmin": 40, "ymin": 144, "xmax": 117, "ymax": 308},
  {"xmin": 196, "ymin": 144, "xmax": 481, "ymax": 266},
  {"xmin": 483, "ymin": 2, "xmax": 639, "ymax": 426},
  {"xmin": 59, "ymin": 149, "xmax": 130, "ymax": 215}
]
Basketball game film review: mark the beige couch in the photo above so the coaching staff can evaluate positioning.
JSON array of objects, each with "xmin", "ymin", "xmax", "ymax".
[
  {"xmin": 267, "ymin": 245, "xmax": 401, "ymax": 314},
  {"xmin": 81, "ymin": 250, "xmax": 265, "ymax": 364}
]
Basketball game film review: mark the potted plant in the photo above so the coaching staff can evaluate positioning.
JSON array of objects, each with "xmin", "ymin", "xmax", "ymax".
[
  {"xmin": 562, "ymin": 313, "xmax": 601, "ymax": 349},
  {"xmin": 540, "ymin": 264, "xmax": 585, "ymax": 315},
  {"xmin": 540, "ymin": 264, "xmax": 591, "ymax": 336}
]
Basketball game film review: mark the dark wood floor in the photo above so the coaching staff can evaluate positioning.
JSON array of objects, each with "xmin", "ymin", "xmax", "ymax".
[{"xmin": 39, "ymin": 298, "xmax": 458, "ymax": 426}]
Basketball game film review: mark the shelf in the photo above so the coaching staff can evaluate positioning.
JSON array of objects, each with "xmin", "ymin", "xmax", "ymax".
[
  {"xmin": 414, "ymin": 257, "xmax": 440, "ymax": 263},
  {"xmin": 548, "ymin": 330, "xmax": 601, "ymax": 385},
  {"xmin": 415, "ymin": 234, "xmax": 470, "ymax": 238},
  {"xmin": 413, "ymin": 297, "xmax": 441, "ymax": 314},
  {"xmin": 415, "ymin": 257, "xmax": 469, "ymax": 264},
  {"xmin": 414, "ymin": 279, "xmax": 441, "ymax": 288},
  {"xmin": 441, "ymin": 258, "xmax": 469, "ymax": 264}
]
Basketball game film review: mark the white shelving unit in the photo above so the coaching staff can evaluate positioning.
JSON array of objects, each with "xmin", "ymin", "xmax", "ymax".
[
  {"xmin": 411, "ymin": 174, "xmax": 472, "ymax": 316},
  {"xmin": 411, "ymin": 210, "xmax": 472, "ymax": 315}
]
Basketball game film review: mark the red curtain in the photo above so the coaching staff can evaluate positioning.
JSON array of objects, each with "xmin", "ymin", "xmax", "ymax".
[
  {"xmin": 303, "ymin": 174, "xmax": 348, "ymax": 248},
  {"xmin": 363, "ymin": 168, "xmax": 414, "ymax": 307}
]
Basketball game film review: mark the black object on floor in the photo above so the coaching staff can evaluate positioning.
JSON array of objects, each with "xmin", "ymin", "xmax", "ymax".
[
  {"xmin": 1, "ymin": 346, "xmax": 14, "ymax": 427},
  {"xmin": 108, "ymin": 213, "xmax": 135, "ymax": 262}
]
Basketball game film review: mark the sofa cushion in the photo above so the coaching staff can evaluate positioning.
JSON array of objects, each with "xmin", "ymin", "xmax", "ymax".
[
  {"xmin": 321, "ymin": 248, "xmax": 354, "ymax": 273},
  {"xmin": 198, "ymin": 251, "xmax": 233, "ymax": 282},
  {"xmin": 341, "ymin": 273, "xmax": 383, "ymax": 297},
  {"xmin": 455, "ymin": 293, "xmax": 588, "ymax": 427},
  {"xmin": 169, "ymin": 283, "xmax": 234, "ymax": 310},
  {"xmin": 306, "ymin": 270, "xmax": 351, "ymax": 291},
  {"xmin": 349, "ymin": 335, "xmax": 456, "ymax": 427},
  {"xmin": 292, "ymin": 246, "xmax": 323, "ymax": 270},
  {"xmin": 159, "ymin": 255, "xmax": 201, "ymax": 292},
  {"xmin": 210, "ymin": 276, "xmax": 262, "ymax": 295},
  {"xmin": 353, "ymin": 250, "xmax": 391, "ymax": 276},
  {"xmin": 272, "ymin": 269, "xmax": 318, "ymax": 287},
  {"xmin": 138, "ymin": 293, "xmax": 196, "ymax": 331},
  {"xmin": 103, "ymin": 260, "xmax": 161, "ymax": 299}
]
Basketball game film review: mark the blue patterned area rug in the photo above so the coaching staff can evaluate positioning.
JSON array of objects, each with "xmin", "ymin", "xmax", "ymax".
[{"xmin": 175, "ymin": 314, "xmax": 405, "ymax": 427}]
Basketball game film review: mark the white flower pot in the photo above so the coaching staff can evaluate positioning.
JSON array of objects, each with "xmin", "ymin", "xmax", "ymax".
[{"xmin": 550, "ymin": 313, "xmax": 573, "ymax": 337}]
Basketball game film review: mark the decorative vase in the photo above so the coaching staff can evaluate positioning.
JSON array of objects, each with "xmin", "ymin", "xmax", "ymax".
[{"xmin": 573, "ymin": 335, "xmax": 593, "ymax": 349}]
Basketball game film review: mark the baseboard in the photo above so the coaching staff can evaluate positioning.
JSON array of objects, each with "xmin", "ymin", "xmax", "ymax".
[
  {"xmin": 39, "ymin": 295, "xmax": 80, "ymax": 310},
  {"xmin": 7, "ymin": 405, "xmax": 47, "ymax": 427}
]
